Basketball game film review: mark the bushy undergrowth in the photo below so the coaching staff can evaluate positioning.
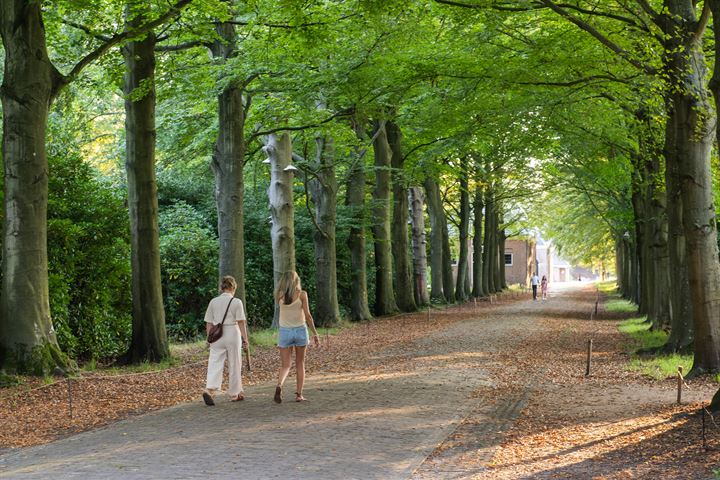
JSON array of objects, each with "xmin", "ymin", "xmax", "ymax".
[{"xmin": 48, "ymin": 153, "xmax": 132, "ymax": 360}]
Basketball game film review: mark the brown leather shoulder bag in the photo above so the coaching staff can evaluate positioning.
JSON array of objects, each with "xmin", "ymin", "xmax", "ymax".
[{"xmin": 207, "ymin": 297, "xmax": 234, "ymax": 344}]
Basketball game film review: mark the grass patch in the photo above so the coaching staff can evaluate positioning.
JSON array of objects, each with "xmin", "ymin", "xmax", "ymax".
[
  {"xmin": 596, "ymin": 281, "xmax": 618, "ymax": 294},
  {"xmin": 249, "ymin": 328, "xmax": 277, "ymax": 347},
  {"xmin": 605, "ymin": 298, "xmax": 637, "ymax": 313},
  {"xmin": 619, "ymin": 317, "xmax": 665, "ymax": 349},
  {"xmin": 628, "ymin": 354, "xmax": 693, "ymax": 380},
  {"xmin": 619, "ymin": 317, "xmax": 693, "ymax": 380}
]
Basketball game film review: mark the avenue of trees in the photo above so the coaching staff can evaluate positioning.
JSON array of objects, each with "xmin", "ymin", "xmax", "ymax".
[{"xmin": 4, "ymin": 0, "xmax": 720, "ymax": 409}]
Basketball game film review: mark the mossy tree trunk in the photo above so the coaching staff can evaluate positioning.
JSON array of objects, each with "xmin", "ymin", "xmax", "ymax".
[
  {"xmin": 123, "ymin": 17, "xmax": 169, "ymax": 363},
  {"xmin": 387, "ymin": 121, "xmax": 416, "ymax": 312},
  {"xmin": 472, "ymin": 183, "xmax": 486, "ymax": 297},
  {"xmin": 0, "ymin": 1, "xmax": 71, "ymax": 374},
  {"xmin": 371, "ymin": 121, "xmax": 399, "ymax": 316},
  {"xmin": 455, "ymin": 156, "xmax": 471, "ymax": 301},
  {"xmin": 346, "ymin": 119, "xmax": 372, "ymax": 321},
  {"xmin": 425, "ymin": 177, "xmax": 446, "ymax": 302},
  {"xmin": 309, "ymin": 135, "xmax": 341, "ymax": 326}
]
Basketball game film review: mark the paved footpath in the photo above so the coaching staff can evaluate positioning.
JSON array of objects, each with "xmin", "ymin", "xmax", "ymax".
[{"xmin": 0, "ymin": 291, "xmax": 551, "ymax": 480}]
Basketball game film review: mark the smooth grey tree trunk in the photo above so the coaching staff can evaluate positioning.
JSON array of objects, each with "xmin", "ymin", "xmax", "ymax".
[
  {"xmin": 346, "ymin": 120, "xmax": 372, "ymax": 321},
  {"xmin": 210, "ymin": 21, "xmax": 245, "ymax": 303},
  {"xmin": 371, "ymin": 121, "xmax": 399, "ymax": 316},
  {"xmin": 409, "ymin": 187, "xmax": 430, "ymax": 306},
  {"xmin": 441, "ymin": 209, "xmax": 456, "ymax": 303},
  {"xmin": 472, "ymin": 183, "xmax": 486, "ymax": 297},
  {"xmin": 266, "ymin": 132, "xmax": 296, "ymax": 327},
  {"xmin": 123, "ymin": 20, "xmax": 169, "ymax": 363},
  {"xmin": 425, "ymin": 177, "xmax": 446, "ymax": 302},
  {"xmin": 387, "ymin": 121, "xmax": 416, "ymax": 312},
  {"xmin": 308, "ymin": 135, "xmax": 341, "ymax": 326},
  {"xmin": 456, "ymin": 156, "xmax": 470, "ymax": 301},
  {"xmin": 0, "ymin": 1, "xmax": 68, "ymax": 373}
]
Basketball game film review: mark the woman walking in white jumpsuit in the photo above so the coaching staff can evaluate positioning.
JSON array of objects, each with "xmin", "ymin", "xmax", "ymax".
[{"xmin": 203, "ymin": 276, "xmax": 249, "ymax": 405}]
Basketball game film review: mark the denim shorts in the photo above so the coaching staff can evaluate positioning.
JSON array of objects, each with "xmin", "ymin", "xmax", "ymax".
[{"xmin": 278, "ymin": 326, "xmax": 309, "ymax": 348}]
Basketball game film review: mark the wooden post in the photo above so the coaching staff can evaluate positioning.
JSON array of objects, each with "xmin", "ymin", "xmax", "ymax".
[
  {"xmin": 585, "ymin": 339, "xmax": 593, "ymax": 376},
  {"xmin": 427, "ymin": 305, "xmax": 431, "ymax": 322},
  {"xmin": 66, "ymin": 378, "xmax": 73, "ymax": 419},
  {"xmin": 677, "ymin": 366, "xmax": 683, "ymax": 404},
  {"xmin": 702, "ymin": 403, "xmax": 707, "ymax": 450}
]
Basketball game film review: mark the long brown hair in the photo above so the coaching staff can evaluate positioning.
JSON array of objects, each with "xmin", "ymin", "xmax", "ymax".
[{"xmin": 276, "ymin": 271, "xmax": 301, "ymax": 305}]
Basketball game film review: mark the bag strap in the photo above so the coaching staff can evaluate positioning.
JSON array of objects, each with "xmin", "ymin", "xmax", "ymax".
[{"xmin": 219, "ymin": 297, "xmax": 234, "ymax": 326}]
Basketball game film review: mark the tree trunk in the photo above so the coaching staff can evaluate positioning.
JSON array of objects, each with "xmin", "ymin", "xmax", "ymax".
[
  {"xmin": 425, "ymin": 177, "xmax": 446, "ymax": 302},
  {"xmin": 409, "ymin": 187, "xmax": 430, "ymax": 306},
  {"xmin": 265, "ymin": 132, "xmax": 296, "ymax": 327},
  {"xmin": 483, "ymin": 189, "xmax": 497, "ymax": 293},
  {"xmin": 630, "ymin": 161, "xmax": 648, "ymax": 314},
  {"xmin": 371, "ymin": 121, "xmax": 399, "ymax": 316},
  {"xmin": 666, "ymin": 1, "xmax": 720, "ymax": 374},
  {"xmin": 456, "ymin": 156, "xmax": 470, "ymax": 301},
  {"xmin": 346, "ymin": 120, "xmax": 372, "ymax": 321},
  {"xmin": 472, "ymin": 183, "xmax": 486, "ymax": 297},
  {"xmin": 123, "ymin": 18, "xmax": 169, "ymax": 363},
  {"xmin": 0, "ymin": 1, "xmax": 69, "ymax": 373},
  {"xmin": 386, "ymin": 121, "xmax": 416, "ymax": 312},
  {"xmin": 441, "ymin": 206, "xmax": 456, "ymax": 303},
  {"xmin": 308, "ymin": 135, "xmax": 340, "ymax": 326},
  {"xmin": 663, "ymin": 116, "xmax": 693, "ymax": 351},
  {"xmin": 210, "ymin": 21, "xmax": 245, "ymax": 303},
  {"xmin": 498, "ymin": 228, "xmax": 507, "ymax": 289}
]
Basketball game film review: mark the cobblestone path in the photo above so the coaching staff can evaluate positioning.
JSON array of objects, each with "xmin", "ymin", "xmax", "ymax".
[{"xmin": 0, "ymin": 288, "xmax": 559, "ymax": 480}]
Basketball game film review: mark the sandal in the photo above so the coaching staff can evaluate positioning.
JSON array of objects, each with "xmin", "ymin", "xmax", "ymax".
[
  {"xmin": 230, "ymin": 394, "xmax": 244, "ymax": 402},
  {"xmin": 202, "ymin": 392, "xmax": 215, "ymax": 406},
  {"xmin": 274, "ymin": 386, "xmax": 282, "ymax": 404},
  {"xmin": 295, "ymin": 392, "xmax": 307, "ymax": 402}
]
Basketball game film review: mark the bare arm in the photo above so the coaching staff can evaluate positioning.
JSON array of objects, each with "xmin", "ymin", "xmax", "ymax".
[{"xmin": 301, "ymin": 291, "xmax": 320, "ymax": 345}]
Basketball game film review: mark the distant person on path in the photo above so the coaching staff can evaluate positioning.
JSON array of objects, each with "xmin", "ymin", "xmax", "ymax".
[
  {"xmin": 203, "ymin": 275, "xmax": 249, "ymax": 406},
  {"xmin": 531, "ymin": 273, "xmax": 540, "ymax": 300},
  {"xmin": 541, "ymin": 275, "xmax": 548, "ymax": 301},
  {"xmin": 274, "ymin": 271, "xmax": 320, "ymax": 403}
]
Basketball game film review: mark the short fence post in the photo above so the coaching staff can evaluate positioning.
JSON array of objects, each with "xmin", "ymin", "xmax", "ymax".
[
  {"xmin": 585, "ymin": 339, "xmax": 593, "ymax": 376},
  {"xmin": 677, "ymin": 366, "xmax": 683, "ymax": 404},
  {"xmin": 66, "ymin": 378, "xmax": 73, "ymax": 419},
  {"xmin": 702, "ymin": 403, "xmax": 707, "ymax": 450},
  {"xmin": 427, "ymin": 305, "xmax": 431, "ymax": 322}
]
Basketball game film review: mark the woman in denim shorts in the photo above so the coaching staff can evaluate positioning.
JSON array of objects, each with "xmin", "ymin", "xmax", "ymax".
[{"xmin": 274, "ymin": 271, "xmax": 320, "ymax": 403}]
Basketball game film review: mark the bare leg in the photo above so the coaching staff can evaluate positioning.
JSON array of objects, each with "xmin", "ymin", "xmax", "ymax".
[
  {"xmin": 295, "ymin": 346, "xmax": 307, "ymax": 400},
  {"xmin": 277, "ymin": 347, "xmax": 293, "ymax": 387}
]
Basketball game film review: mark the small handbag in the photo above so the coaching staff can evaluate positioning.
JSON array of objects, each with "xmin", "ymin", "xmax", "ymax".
[{"xmin": 207, "ymin": 297, "xmax": 234, "ymax": 344}]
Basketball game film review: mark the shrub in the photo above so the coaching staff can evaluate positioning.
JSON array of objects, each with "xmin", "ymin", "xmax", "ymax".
[
  {"xmin": 47, "ymin": 154, "xmax": 132, "ymax": 360},
  {"xmin": 159, "ymin": 202, "xmax": 218, "ymax": 340}
]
